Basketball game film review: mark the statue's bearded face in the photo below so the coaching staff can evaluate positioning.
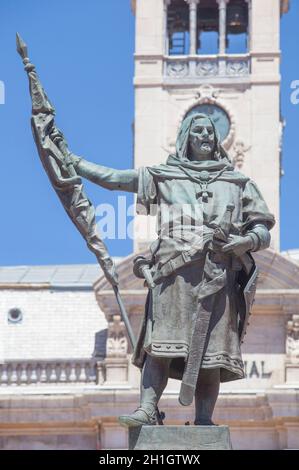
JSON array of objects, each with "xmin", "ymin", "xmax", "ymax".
[{"xmin": 188, "ymin": 117, "xmax": 215, "ymax": 161}]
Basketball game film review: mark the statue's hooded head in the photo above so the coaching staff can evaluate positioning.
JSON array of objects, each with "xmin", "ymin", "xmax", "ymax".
[{"xmin": 175, "ymin": 113, "xmax": 231, "ymax": 163}]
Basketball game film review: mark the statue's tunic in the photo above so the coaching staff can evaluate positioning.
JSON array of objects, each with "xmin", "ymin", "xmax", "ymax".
[{"xmin": 132, "ymin": 164, "xmax": 274, "ymax": 383}]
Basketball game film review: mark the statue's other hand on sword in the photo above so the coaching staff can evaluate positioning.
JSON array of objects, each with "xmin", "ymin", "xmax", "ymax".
[{"xmin": 221, "ymin": 234, "xmax": 254, "ymax": 257}]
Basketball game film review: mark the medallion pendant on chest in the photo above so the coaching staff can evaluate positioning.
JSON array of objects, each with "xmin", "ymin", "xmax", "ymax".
[{"xmin": 196, "ymin": 171, "xmax": 213, "ymax": 203}]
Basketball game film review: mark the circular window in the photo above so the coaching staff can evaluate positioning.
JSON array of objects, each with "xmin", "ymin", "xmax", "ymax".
[
  {"xmin": 8, "ymin": 308, "xmax": 23, "ymax": 324},
  {"xmin": 185, "ymin": 104, "xmax": 231, "ymax": 142}
]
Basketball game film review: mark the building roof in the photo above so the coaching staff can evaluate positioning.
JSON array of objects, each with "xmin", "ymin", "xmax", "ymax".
[
  {"xmin": 281, "ymin": 249, "xmax": 299, "ymax": 264},
  {"xmin": 0, "ymin": 259, "xmax": 123, "ymax": 288}
]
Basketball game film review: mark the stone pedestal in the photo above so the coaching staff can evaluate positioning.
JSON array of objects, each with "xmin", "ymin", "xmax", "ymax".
[
  {"xmin": 129, "ymin": 425, "xmax": 232, "ymax": 450},
  {"xmin": 285, "ymin": 363, "xmax": 299, "ymax": 384},
  {"xmin": 104, "ymin": 357, "xmax": 128, "ymax": 384}
]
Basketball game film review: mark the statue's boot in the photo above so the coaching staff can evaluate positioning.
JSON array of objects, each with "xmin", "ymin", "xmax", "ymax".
[
  {"xmin": 194, "ymin": 368, "xmax": 220, "ymax": 426},
  {"xmin": 118, "ymin": 407, "xmax": 157, "ymax": 427},
  {"xmin": 119, "ymin": 355, "xmax": 171, "ymax": 427}
]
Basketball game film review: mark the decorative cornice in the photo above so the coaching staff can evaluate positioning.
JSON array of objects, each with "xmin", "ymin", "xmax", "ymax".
[
  {"xmin": 131, "ymin": 0, "xmax": 289, "ymax": 17},
  {"xmin": 0, "ymin": 283, "xmax": 50, "ymax": 290},
  {"xmin": 135, "ymin": 53, "xmax": 164, "ymax": 60},
  {"xmin": 0, "ymin": 283, "xmax": 93, "ymax": 291}
]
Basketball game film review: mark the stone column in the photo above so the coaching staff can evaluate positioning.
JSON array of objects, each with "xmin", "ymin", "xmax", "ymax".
[
  {"xmin": 164, "ymin": 0, "xmax": 172, "ymax": 55},
  {"xmin": 185, "ymin": 0, "xmax": 199, "ymax": 55},
  {"xmin": 245, "ymin": 0, "xmax": 252, "ymax": 52},
  {"xmin": 217, "ymin": 0, "xmax": 229, "ymax": 55}
]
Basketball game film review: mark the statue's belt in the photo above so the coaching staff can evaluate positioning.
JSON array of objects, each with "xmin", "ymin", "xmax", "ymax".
[
  {"xmin": 151, "ymin": 250, "xmax": 203, "ymax": 284},
  {"xmin": 151, "ymin": 247, "xmax": 241, "ymax": 285}
]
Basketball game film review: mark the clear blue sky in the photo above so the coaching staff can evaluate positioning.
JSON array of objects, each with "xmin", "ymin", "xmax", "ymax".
[{"xmin": 0, "ymin": 0, "xmax": 298, "ymax": 266}]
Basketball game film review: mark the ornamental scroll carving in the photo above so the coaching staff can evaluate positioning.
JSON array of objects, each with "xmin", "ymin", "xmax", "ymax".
[
  {"xmin": 106, "ymin": 314, "xmax": 128, "ymax": 358},
  {"xmin": 226, "ymin": 60, "xmax": 249, "ymax": 77},
  {"xmin": 167, "ymin": 61, "xmax": 189, "ymax": 78},
  {"xmin": 196, "ymin": 60, "xmax": 219, "ymax": 77},
  {"xmin": 232, "ymin": 140, "xmax": 251, "ymax": 169}
]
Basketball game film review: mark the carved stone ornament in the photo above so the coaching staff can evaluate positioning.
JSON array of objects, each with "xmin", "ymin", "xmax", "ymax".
[
  {"xmin": 167, "ymin": 61, "xmax": 189, "ymax": 78},
  {"xmin": 226, "ymin": 60, "xmax": 249, "ymax": 77},
  {"xmin": 106, "ymin": 314, "xmax": 128, "ymax": 359},
  {"xmin": 194, "ymin": 85, "xmax": 220, "ymax": 101},
  {"xmin": 232, "ymin": 140, "xmax": 251, "ymax": 169},
  {"xmin": 196, "ymin": 60, "xmax": 219, "ymax": 77}
]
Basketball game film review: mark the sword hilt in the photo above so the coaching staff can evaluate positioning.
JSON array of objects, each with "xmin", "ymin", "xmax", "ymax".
[{"xmin": 133, "ymin": 256, "xmax": 155, "ymax": 289}]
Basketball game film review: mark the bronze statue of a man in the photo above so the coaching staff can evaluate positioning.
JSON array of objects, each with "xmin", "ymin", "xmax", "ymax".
[
  {"xmin": 17, "ymin": 34, "xmax": 274, "ymax": 430},
  {"xmin": 70, "ymin": 113, "xmax": 275, "ymax": 427}
]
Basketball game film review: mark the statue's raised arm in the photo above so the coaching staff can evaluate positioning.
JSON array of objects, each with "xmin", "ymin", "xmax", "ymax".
[{"xmin": 71, "ymin": 156, "xmax": 138, "ymax": 193}]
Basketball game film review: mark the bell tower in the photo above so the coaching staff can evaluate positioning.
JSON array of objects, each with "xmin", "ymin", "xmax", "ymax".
[{"xmin": 131, "ymin": 0, "xmax": 290, "ymax": 252}]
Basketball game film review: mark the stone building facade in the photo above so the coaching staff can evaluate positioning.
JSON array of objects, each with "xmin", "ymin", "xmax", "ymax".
[
  {"xmin": 133, "ymin": 0, "xmax": 289, "ymax": 251},
  {"xmin": 0, "ymin": 0, "xmax": 298, "ymax": 450}
]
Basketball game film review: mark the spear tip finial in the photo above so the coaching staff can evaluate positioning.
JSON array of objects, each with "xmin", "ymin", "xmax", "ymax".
[{"xmin": 16, "ymin": 32, "xmax": 28, "ymax": 59}]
